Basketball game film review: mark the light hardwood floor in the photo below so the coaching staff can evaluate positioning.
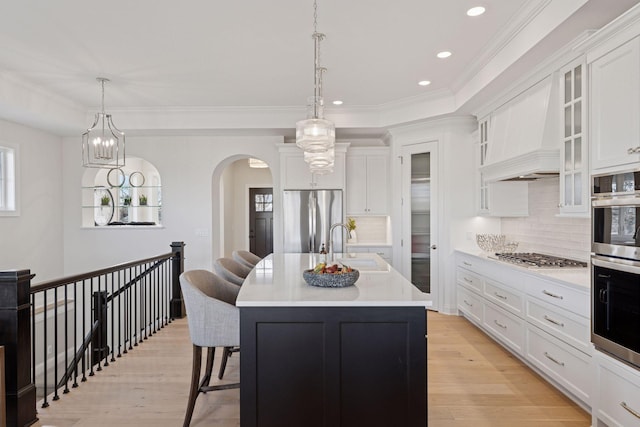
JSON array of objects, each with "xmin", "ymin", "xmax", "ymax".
[{"xmin": 34, "ymin": 312, "xmax": 591, "ymax": 426}]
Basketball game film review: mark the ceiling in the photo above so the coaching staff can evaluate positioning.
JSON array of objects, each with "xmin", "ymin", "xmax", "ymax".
[{"xmin": 0, "ymin": 0, "xmax": 638, "ymax": 137}]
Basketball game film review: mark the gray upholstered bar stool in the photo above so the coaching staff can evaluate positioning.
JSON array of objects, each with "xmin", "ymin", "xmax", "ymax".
[
  {"xmin": 232, "ymin": 250, "xmax": 262, "ymax": 268},
  {"xmin": 179, "ymin": 270, "xmax": 241, "ymax": 427},
  {"xmin": 213, "ymin": 257, "xmax": 251, "ymax": 286}
]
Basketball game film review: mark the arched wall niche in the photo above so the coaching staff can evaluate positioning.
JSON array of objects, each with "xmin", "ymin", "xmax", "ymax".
[{"xmin": 81, "ymin": 157, "xmax": 162, "ymax": 227}]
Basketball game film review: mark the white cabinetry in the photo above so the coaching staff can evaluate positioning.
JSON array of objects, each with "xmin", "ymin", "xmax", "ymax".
[
  {"xmin": 483, "ymin": 302, "xmax": 526, "ymax": 355},
  {"xmin": 593, "ymin": 351, "xmax": 640, "ymax": 427},
  {"xmin": 526, "ymin": 325, "xmax": 592, "ymax": 404},
  {"xmin": 476, "ymin": 117, "xmax": 529, "ymax": 217},
  {"xmin": 590, "ymin": 36, "xmax": 640, "ymax": 172},
  {"xmin": 455, "ymin": 252, "xmax": 592, "ymax": 408},
  {"xmin": 345, "ymin": 148, "xmax": 389, "ymax": 215},
  {"xmin": 559, "ymin": 58, "xmax": 589, "ymax": 215},
  {"xmin": 279, "ymin": 143, "xmax": 348, "ymax": 190}
]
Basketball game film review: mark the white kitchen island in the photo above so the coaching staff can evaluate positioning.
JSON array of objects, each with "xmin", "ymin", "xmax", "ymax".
[{"xmin": 237, "ymin": 252, "xmax": 430, "ymax": 427}]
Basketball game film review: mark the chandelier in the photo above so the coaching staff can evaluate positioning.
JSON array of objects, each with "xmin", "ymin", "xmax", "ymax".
[
  {"xmin": 82, "ymin": 77, "xmax": 125, "ymax": 168},
  {"xmin": 295, "ymin": 0, "xmax": 335, "ymax": 174}
]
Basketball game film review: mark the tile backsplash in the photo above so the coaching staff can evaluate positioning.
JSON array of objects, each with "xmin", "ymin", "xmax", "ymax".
[
  {"xmin": 347, "ymin": 216, "xmax": 390, "ymax": 244},
  {"xmin": 501, "ymin": 177, "xmax": 590, "ymax": 261}
]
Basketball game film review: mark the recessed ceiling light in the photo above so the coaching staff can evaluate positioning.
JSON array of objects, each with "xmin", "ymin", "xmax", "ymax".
[
  {"xmin": 418, "ymin": 80, "xmax": 431, "ymax": 86},
  {"xmin": 332, "ymin": 100, "xmax": 343, "ymax": 105},
  {"xmin": 437, "ymin": 51, "xmax": 452, "ymax": 59},
  {"xmin": 467, "ymin": 6, "xmax": 486, "ymax": 17}
]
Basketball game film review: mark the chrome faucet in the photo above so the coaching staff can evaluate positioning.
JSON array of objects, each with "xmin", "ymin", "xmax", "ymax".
[{"xmin": 328, "ymin": 223, "xmax": 349, "ymax": 262}]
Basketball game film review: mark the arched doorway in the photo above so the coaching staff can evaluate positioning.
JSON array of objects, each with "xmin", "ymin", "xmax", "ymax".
[{"xmin": 211, "ymin": 156, "xmax": 274, "ymax": 260}]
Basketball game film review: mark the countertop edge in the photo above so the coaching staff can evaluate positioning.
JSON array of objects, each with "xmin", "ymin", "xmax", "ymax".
[
  {"xmin": 237, "ymin": 301, "xmax": 433, "ymax": 308},
  {"xmin": 455, "ymin": 248, "xmax": 590, "ymax": 290}
]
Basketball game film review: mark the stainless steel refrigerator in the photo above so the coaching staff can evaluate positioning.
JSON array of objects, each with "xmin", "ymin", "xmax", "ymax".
[{"xmin": 283, "ymin": 190, "xmax": 343, "ymax": 253}]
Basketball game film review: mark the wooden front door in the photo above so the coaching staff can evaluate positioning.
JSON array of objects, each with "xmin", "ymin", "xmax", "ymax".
[{"xmin": 249, "ymin": 188, "xmax": 273, "ymax": 257}]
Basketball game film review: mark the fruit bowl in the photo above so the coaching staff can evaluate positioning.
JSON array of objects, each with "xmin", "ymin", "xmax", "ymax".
[{"xmin": 303, "ymin": 268, "xmax": 360, "ymax": 288}]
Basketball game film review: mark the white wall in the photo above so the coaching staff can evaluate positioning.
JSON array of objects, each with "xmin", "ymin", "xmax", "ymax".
[
  {"xmin": 228, "ymin": 159, "xmax": 273, "ymax": 256},
  {"xmin": 221, "ymin": 164, "xmax": 234, "ymax": 259},
  {"xmin": 501, "ymin": 177, "xmax": 590, "ymax": 261},
  {"xmin": 62, "ymin": 134, "xmax": 282, "ymax": 275},
  {"xmin": 0, "ymin": 118, "xmax": 64, "ymax": 282}
]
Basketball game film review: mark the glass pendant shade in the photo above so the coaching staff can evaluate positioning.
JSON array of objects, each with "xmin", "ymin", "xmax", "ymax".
[
  {"xmin": 296, "ymin": 118, "xmax": 335, "ymax": 153},
  {"xmin": 82, "ymin": 112, "xmax": 125, "ymax": 168},
  {"xmin": 296, "ymin": 0, "xmax": 336, "ymax": 174},
  {"xmin": 304, "ymin": 147, "xmax": 335, "ymax": 174}
]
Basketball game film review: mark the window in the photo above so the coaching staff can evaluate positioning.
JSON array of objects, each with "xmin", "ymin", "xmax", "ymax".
[
  {"xmin": 0, "ymin": 145, "xmax": 16, "ymax": 213},
  {"xmin": 254, "ymin": 193, "xmax": 273, "ymax": 212}
]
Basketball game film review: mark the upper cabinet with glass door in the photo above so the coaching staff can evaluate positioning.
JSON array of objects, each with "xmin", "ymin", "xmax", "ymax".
[
  {"xmin": 559, "ymin": 59, "xmax": 589, "ymax": 216},
  {"xmin": 475, "ymin": 116, "xmax": 528, "ymax": 217},
  {"xmin": 477, "ymin": 117, "xmax": 490, "ymax": 214}
]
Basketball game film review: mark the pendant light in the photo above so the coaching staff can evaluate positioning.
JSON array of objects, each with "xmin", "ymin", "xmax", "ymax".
[
  {"xmin": 295, "ymin": 0, "xmax": 335, "ymax": 173},
  {"xmin": 82, "ymin": 77, "xmax": 125, "ymax": 168}
]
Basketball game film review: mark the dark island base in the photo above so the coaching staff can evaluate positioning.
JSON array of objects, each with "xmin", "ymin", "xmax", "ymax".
[{"xmin": 240, "ymin": 306, "xmax": 427, "ymax": 427}]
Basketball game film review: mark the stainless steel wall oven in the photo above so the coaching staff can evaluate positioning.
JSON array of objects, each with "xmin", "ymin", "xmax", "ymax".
[{"xmin": 592, "ymin": 171, "xmax": 640, "ymax": 368}]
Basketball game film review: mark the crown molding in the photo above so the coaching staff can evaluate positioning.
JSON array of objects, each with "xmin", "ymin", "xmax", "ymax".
[
  {"xmin": 0, "ymin": 70, "xmax": 85, "ymax": 135},
  {"xmin": 577, "ymin": 2, "xmax": 640, "ymax": 62},
  {"xmin": 455, "ymin": 0, "xmax": 590, "ymax": 116},
  {"xmin": 473, "ymin": 30, "xmax": 593, "ymax": 120},
  {"xmin": 451, "ymin": 0, "xmax": 554, "ymax": 93}
]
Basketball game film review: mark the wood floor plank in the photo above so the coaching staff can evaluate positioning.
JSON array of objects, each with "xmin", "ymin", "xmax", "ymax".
[{"xmin": 33, "ymin": 311, "xmax": 590, "ymax": 426}]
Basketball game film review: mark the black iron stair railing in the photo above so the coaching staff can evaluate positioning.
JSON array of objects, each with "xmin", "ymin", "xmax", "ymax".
[{"xmin": 0, "ymin": 241, "xmax": 185, "ymax": 427}]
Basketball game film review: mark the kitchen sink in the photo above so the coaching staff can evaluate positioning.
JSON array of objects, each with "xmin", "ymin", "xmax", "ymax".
[{"xmin": 336, "ymin": 257, "xmax": 389, "ymax": 272}]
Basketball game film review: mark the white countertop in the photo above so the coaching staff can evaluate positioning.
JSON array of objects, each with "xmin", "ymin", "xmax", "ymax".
[
  {"xmin": 456, "ymin": 249, "xmax": 590, "ymax": 289},
  {"xmin": 236, "ymin": 252, "xmax": 432, "ymax": 308}
]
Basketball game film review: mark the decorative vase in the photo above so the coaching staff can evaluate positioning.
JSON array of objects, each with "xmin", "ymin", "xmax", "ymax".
[{"xmin": 348, "ymin": 230, "xmax": 357, "ymax": 243}]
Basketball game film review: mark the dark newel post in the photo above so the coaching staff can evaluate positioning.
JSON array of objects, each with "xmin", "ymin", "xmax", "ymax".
[
  {"xmin": 91, "ymin": 291, "xmax": 109, "ymax": 366},
  {"xmin": 0, "ymin": 270, "xmax": 38, "ymax": 427},
  {"xmin": 170, "ymin": 241, "xmax": 186, "ymax": 319}
]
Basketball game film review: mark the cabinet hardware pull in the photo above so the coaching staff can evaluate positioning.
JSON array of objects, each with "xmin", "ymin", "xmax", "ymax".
[
  {"xmin": 544, "ymin": 352, "xmax": 565, "ymax": 366},
  {"xmin": 463, "ymin": 261, "xmax": 472, "ymax": 267},
  {"xmin": 542, "ymin": 290, "xmax": 563, "ymax": 300},
  {"xmin": 628, "ymin": 147, "xmax": 640, "ymax": 154},
  {"xmin": 620, "ymin": 402, "xmax": 640, "ymax": 419},
  {"xmin": 494, "ymin": 319, "xmax": 507, "ymax": 329},
  {"xmin": 464, "ymin": 277, "xmax": 473, "ymax": 283},
  {"xmin": 464, "ymin": 299, "xmax": 473, "ymax": 307},
  {"xmin": 628, "ymin": 147, "xmax": 635, "ymax": 154},
  {"xmin": 543, "ymin": 315, "xmax": 564, "ymax": 327},
  {"xmin": 494, "ymin": 292, "xmax": 507, "ymax": 300}
]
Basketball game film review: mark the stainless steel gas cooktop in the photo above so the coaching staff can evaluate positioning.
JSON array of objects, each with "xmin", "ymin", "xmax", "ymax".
[{"xmin": 492, "ymin": 252, "xmax": 588, "ymax": 268}]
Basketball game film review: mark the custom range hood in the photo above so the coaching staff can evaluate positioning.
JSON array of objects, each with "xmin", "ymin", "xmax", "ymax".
[{"xmin": 480, "ymin": 75, "xmax": 560, "ymax": 182}]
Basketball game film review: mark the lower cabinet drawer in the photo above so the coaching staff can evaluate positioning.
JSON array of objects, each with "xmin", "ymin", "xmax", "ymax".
[
  {"xmin": 526, "ymin": 325, "xmax": 591, "ymax": 406},
  {"xmin": 457, "ymin": 268, "xmax": 482, "ymax": 294},
  {"xmin": 484, "ymin": 278, "xmax": 524, "ymax": 316},
  {"xmin": 457, "ymin": 286, "xmax": 483, "ymax": 325},
  {"xmin": 483, "ymin": 302, "xmax": 524, "ymax": 355},
  {"xmin": 527, "ymin": 279, "xmax": 589, "ymax": 318},
  {"xmin": 597, "ymin": 355, "xmax": 640, "ymax": 427},
  {"xmin": 525, "ymin": 297, "xmax": 590, "ymax": 355}
]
